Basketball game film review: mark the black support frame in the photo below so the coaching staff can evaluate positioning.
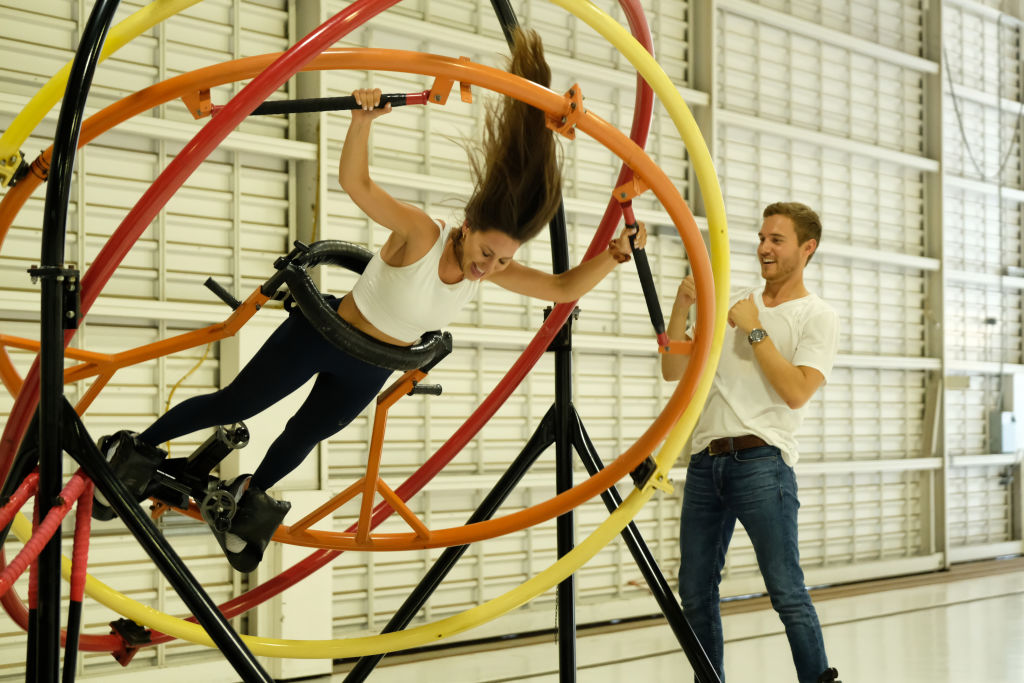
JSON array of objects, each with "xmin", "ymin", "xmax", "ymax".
[{"xmin": 342, "ymin": 3, "xmax": 720, "ymax": 681}]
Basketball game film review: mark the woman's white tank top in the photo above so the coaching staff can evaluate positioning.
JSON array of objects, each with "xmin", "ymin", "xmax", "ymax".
[{"xmin": 350, "ymin": 223, "xmax": 479, "ymax": 343}]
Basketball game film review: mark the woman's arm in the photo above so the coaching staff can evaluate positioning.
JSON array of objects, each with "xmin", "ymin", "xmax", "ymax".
[
  {"xmin": 339, "ymin": 88, "xmax": 437, "ymax": 244},
  {"xmin": 488, "ymin": 223, "xmax": 644, "ymax": 303}
]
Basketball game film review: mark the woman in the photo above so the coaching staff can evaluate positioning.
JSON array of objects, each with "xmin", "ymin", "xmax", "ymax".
[{"xmin": 96, "ymin": 29, "xmax": 646, "ymax": 571}]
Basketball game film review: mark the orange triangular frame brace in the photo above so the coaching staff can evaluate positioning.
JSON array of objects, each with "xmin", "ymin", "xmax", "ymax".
[
  {"xmin": 0, "ymin": 288, "xmax": 268, "ymax": 414},
  {"xmin": 181, "ymin": 88, "xmax": 212, "ymax": 120},
  {"xmin": 546, "ymin": 83, "xmax": 583, "ymax": 140},
  {"xmin": 288, "ymin": 368, "xmax": 432, "ymax": 545}
]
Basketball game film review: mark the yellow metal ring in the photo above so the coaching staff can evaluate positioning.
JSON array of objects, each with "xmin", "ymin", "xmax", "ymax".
[{"xmin": 9, "ymin": 0, "xmax": 730, "ymax": 657}]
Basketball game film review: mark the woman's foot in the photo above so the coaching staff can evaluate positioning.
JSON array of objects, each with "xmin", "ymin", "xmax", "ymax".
[{"xmin": 203, "ymin": 478, "xmax": 290, "ymax": 573}]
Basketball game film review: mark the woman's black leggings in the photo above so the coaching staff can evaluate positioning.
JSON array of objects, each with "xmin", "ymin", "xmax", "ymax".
[{"xmin": 139, "ymin": 306, "xmax": 393, "ymax": 490}]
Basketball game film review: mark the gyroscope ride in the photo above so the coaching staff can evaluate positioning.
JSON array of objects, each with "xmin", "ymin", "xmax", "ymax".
[{"xmin": 0, "ymin": 0, "xmax": 730, "ymax": 681}]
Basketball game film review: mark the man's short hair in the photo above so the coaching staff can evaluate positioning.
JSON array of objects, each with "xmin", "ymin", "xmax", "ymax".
[{"xmin": 763, "ymin": 202, "xmax": 821, "ymax": 264}]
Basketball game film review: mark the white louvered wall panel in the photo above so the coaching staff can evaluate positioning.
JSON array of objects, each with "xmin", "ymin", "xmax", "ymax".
[
  {"xmin": 943, "ymin": 0, "xmax": 1024, "ymax": 558},
  {"xmin": 713, "ymin": 0, "xmax": 941, "ymax": 592}
]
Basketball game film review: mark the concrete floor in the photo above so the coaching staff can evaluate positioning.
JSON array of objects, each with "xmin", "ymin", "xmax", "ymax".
[{"xmin": 338, "ymin": 569, "xmax": 1024, "ymax": 682}]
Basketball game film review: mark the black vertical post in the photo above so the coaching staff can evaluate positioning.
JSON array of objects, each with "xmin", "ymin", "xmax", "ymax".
[
  {"xmin": 569, "ymin": 410, "xmax": 720, "ymax": 683},
  {"xmin": 35, "ymin": 2, "xmax": 122, "ymax": 680},
  {"xmin": 61, "ymin": 601, "xmax": 83, "ymax": 683},
  {"xmin": 548, "ymin": 212, "xmax": 577, "ymax": 682}
]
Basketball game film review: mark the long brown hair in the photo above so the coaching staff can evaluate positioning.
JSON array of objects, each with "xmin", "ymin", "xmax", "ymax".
[{"xmin": 462, "ymin": 28, "xmax": 562, "ymax": 243}]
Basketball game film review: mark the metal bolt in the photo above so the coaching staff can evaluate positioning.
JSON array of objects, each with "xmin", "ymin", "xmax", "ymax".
[{"xmin": 65, "ymin": 311, "xmax": 75, "ymax": 319}]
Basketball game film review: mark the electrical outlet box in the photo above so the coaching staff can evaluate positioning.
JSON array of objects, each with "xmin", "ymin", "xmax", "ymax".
[{"xmin": 989, "ymin": 409, "xmax": 1017, "ymax": 454}]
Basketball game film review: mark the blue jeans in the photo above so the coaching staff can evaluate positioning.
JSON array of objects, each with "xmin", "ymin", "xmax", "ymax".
[{"xmin": 678, "ymin": 446, "xmax": 828, "ymax": 683}]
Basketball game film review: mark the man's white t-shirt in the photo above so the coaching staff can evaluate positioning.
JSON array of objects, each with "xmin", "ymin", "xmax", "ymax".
[{"xmin": 689, "ymin": 286, "xmax": 839, "ymax": 466}]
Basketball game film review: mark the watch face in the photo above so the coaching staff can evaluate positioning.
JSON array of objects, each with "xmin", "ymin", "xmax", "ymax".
[{"xmin": 748, "ymin": 328, "xmax": 767, "ymax": 344}]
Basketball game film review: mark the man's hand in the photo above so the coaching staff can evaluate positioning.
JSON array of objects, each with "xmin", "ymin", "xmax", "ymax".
[
  {"xmin": 673, "ymin": 274, "xmax": 696, "ymax": 312},
  {"xmin": 728, "ymin": 293, "xmax": 761, "ymax": 334}
]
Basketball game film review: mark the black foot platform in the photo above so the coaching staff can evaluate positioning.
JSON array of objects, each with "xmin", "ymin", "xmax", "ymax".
[{"xmin": 90, "ymin": 423, "xmax": 291, "ymax": 571}]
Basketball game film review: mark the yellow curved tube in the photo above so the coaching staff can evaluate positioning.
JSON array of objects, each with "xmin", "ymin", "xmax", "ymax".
[
  {"xmin": 8, "ymin": 0, "xmax": 731, "ymax": 658},
  {"xmin": 0, "ymin": 0, "xmax": 203, "ymax": 175}
]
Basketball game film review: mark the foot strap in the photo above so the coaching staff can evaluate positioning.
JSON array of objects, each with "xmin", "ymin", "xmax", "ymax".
[
  {"xmin": 205, "ymin": 480, "xmax": 290, "ymax": 573},
  {"xmin": 92, "ymin": 431, "xmax": 166, "ymax": 521}
]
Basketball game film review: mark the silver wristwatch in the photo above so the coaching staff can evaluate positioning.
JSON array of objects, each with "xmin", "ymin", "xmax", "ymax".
[{"xmin": 747, "ymin": 328, "xmax": 768, "ymax": 345}]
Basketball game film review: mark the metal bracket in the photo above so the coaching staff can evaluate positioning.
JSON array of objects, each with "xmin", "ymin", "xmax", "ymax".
[
  {"xmin": 0, "ymin": 150, "xmax": 28, "ymax": 188},
  {"xmin": 629, "ymin": 455, "xmax": 658, "ymax": 489},
  {"xmin": 109, "ymin": 617, "xmax": 151, "ymax": 666},
  {"xmin": 545, "ymin": 83, "xmax": 583, "ymax": 140},
  {"xmin": 27, "ymin": 265, "xmax": 81, "ymax": 330},
  {"xmin": 261, "ymin": 240, "xmax": 311, "ymax": 296},
  {"xmin": 428, "ymin": 57, "xmax": 474, "ymax": 105},
  {"xmin": 613, "ymin": 175, "xmax": 650, "ymax": 204},
  {"xmin": 181, "ymin": 87, "xmax": 213, "ymax": 119},
  {"xmin": 543, "ymin": 305, "xmax": 580, "ymax": 352},
  {"xmin": 630, "ymin": 456, "xmax": 674, "ymax": 495}
]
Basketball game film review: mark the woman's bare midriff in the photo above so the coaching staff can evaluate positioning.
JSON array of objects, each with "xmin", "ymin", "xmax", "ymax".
[{"xmin": 336, "ymin": 293, "xmax": 414, "ymax": 346}]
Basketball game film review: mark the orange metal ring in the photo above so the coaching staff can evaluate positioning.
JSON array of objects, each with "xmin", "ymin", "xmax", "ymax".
[{"xmin": 0, "ymin": 48, "xmax": 714, "ymax": 551}]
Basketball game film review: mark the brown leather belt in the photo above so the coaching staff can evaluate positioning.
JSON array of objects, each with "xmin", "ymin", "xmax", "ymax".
[{"xmin": 706, "ymin": 434, "xmax": 768, "ymax": 455}]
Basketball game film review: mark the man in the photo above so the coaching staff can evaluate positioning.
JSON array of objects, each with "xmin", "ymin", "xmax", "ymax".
[{"xmin": 663, "ymin": 202, "xmax": 840, "ymax": 683}]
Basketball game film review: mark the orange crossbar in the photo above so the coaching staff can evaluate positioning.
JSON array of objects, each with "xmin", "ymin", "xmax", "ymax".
[{"xmin": 0, "ymin": 290, "xmax": 268, "ymax": 413}]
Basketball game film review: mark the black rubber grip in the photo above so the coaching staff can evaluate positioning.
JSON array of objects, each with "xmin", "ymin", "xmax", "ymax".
[
  {"xmin": 628, "ymin": 228, "xmax": 666, "ymax": 337},
  {"xmin": 250, "ymin": 93, "xmax": 408, "ymax": 116},
  {"xmin": 204, "ymin": 277, "xmax": 241, "ymax": 310}
]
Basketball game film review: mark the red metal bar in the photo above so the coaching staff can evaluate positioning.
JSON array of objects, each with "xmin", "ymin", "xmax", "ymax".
[
  {"xmin": 71, "ymin": 481, "xmax": 93, "ymax": 603},
  {"xmin": 0, "ymin": 472, "xmax": 88, "ymax": 598},
  {"xmin": 0, "ymin": 471, "xmax": 39, "ymax": 531}
]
